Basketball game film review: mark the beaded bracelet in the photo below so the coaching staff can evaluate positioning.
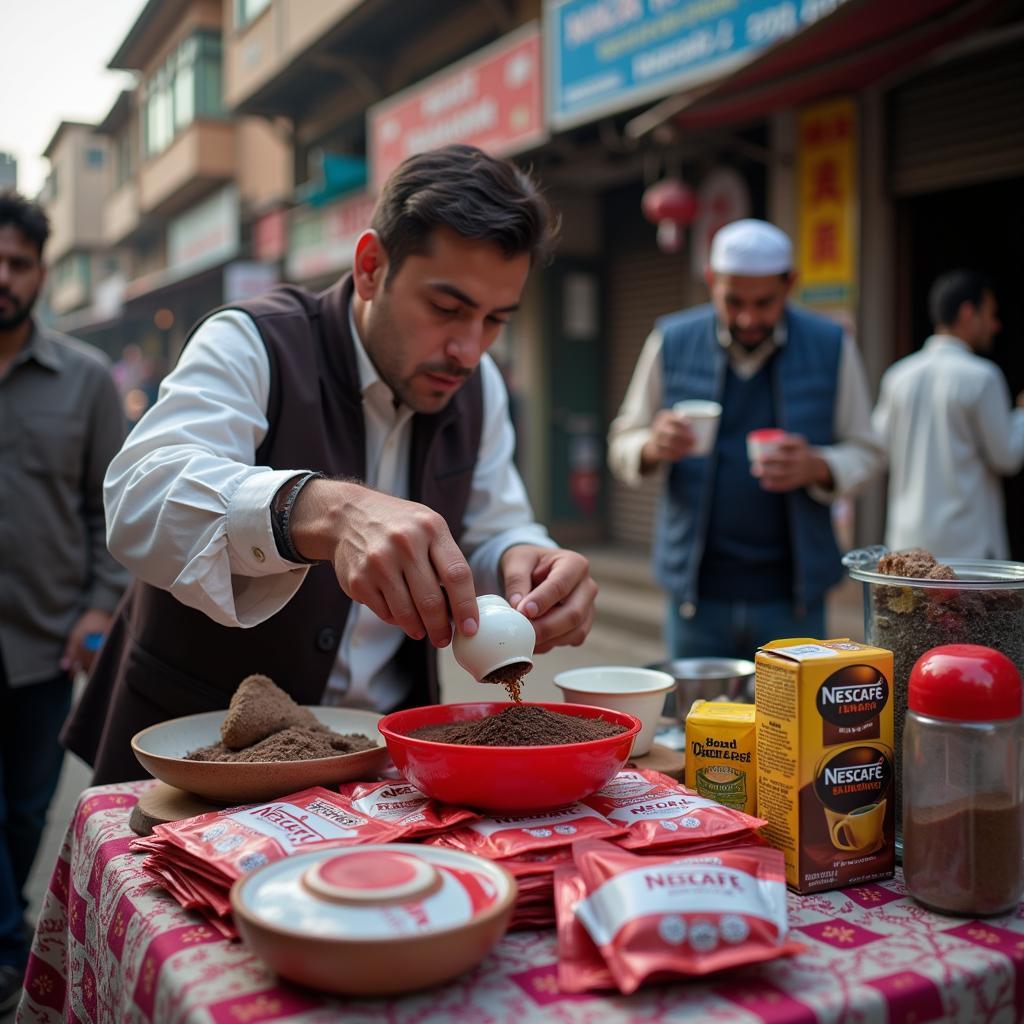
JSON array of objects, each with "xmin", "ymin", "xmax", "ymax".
[{"xmin": 271, "ymin": 471, "xmax": 325, "ymax": 564}]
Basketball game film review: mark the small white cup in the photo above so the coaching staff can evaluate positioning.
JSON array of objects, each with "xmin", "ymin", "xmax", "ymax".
[
  {"xmin": 452, "ymin": 595, "xmax": 535, "ymax": 683},
  {"xmin": 553, "ymin": 666, "xmax": 675, "ymax": 756},
  {"xmin": 746, "ymin": 428, "xmax": 788, "ymax": 464},
  {"xmin": 672, "ymin": 400, "xmax": 722, "ymax": 457}
]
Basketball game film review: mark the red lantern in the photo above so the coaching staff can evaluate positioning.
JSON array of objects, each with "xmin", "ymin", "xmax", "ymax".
[{"xmin": 641, "ymin": 179, "xmax": 699, "ymax": 253}]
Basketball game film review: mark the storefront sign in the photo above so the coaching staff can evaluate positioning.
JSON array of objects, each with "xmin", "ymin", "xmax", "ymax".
[
  {"xmin": 285, "ymin": 191, "xmax": 375, "ymax": 282},
  {"xmin": 546, "ymin": 0, "xmax": 847, "ymax": 130},
  {"xmin": 224, "ymin": 261, "xmax": 279, "ymax": 302},
  {"xmin": 690, "ymin": 166, "xmax": 751, "ymax": 279},
  {"xmin": 167, "ymin": 185, "xmax": 240, "ymax": 276},
  {"xmin": 368, "ymin": 23, "xmax": 545, "ymax": 191},
  {"xmin": 252, "ymin": 208, "xmax": 288, "ymax": 263},
  {"xmin": 797, "ymin": 96, "xmax": 857, "ymax": 309}
]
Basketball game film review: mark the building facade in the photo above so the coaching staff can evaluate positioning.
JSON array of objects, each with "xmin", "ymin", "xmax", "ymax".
[{"xmin": 38, "ymin": 0, "xmax": 1024, "ymax": 553}]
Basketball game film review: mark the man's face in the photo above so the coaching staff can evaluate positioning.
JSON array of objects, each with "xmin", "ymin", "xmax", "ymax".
[
  {"xmin": 965, "ymin": 289, "xmax": 1001, "ymax": 353},
  {"xmin": 0, "ymin": 225, "xmax": 45, "ymax": 331},
  {"xmin": 708, "ymin": 271, "xmax": 793, "ymax": 349},
  {"xmin": 356, "ymin": 226, "xmax": 530, "ymax": 413}
]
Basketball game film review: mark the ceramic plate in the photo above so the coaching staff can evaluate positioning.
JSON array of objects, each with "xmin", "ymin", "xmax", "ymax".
[{"xmin": 131, "ymin": 707, "xmax": 389, "ymax": 803}]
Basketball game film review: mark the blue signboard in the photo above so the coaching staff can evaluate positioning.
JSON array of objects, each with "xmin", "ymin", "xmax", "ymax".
[{"xmin": 546, "ymin": 0, "xmax": 844, "ymax": 129}]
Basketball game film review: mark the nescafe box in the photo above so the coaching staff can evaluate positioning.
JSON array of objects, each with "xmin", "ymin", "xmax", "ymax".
[{"xmin": 755, "ymin": 637, "xmax": 895, "ymax": 894}]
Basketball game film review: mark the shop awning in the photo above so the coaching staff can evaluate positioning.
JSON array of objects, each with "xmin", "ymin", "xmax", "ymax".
[{"xmin": 625, "ymin": 0, "xmax": 1002, "ymax": 139}]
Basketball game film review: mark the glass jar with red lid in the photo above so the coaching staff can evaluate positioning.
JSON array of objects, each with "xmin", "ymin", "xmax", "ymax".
[{"xmin": 903, "ymin": 644, "xmax": 1023, "ymax": 916}]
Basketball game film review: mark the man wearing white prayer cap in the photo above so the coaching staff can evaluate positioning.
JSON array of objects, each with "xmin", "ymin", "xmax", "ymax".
[{"xmin": 608, "ymin": 218, "xmax": 883, "ymax": 660}]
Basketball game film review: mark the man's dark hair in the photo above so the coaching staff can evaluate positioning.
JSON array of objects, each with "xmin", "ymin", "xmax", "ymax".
[
  {"xmin": 371, "ymin": 144, "xmax": 557, "ymax": 280},
  {"xmin": 928, "ymin": 269, "xmax": 993, "ymax": 328},
  {"xmin": 0, "ymin": 190, "xmax": 50, "ymax": 258}
]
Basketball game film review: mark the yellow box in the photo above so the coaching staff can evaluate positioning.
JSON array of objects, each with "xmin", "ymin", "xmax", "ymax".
[
  {"xmin": 684, "ymin": 701, "xmax": 757, "ymax": 815},
  {"xmin": 755, "ymin": 638, "xmax": 895, "ymax": 894}
]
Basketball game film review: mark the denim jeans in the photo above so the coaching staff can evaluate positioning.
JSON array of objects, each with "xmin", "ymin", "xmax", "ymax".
[
  {"xmin": 665, "ymin": 596, "xmax": 826, "ymax": 661},
  {"xmin": 0, "ymin": 666, "xmax": 72, "ymax": 969}
]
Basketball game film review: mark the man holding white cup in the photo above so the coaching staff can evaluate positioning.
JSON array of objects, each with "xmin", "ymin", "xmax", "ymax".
[{"xmin": 608, "ymin": 219, "xmax": 882, "ymax": 659}]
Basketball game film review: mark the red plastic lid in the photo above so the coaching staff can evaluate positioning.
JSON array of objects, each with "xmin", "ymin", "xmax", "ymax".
[
  {"xmin": 303, "ymin": 850, "xmax": 439, "ymax": 904},
  {"xmin": 908, "ymin": 644, "xmax": 1022, "ymax": 721}
]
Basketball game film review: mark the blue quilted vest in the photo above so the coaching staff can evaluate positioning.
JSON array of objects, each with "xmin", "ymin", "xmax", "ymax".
[{"xmin": 653, "ymin": 304, "xmax": 843, "ymax": 613}]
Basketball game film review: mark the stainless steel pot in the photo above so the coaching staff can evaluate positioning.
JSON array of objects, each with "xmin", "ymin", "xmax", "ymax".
[{"xmin": 646, "ymin": 657, "xmax": 756, "ymax": 726}]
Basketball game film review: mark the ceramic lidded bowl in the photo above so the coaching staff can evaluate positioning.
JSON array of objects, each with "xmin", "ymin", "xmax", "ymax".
[
  {"xmin": 553, "ymin": 666, "xmax": 675, "ymax": 756},
  {"xmin": 452, "ymin": 594, "xmax": 536, "ymax": 682},
  {"xmin": 231, "ymin": 843, "xmax": 517, "ymax": 996}
]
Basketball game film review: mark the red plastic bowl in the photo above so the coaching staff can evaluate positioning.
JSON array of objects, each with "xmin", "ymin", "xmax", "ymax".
[{"xmin": 377, "ymin": 702, "xmax": 641, "ymax": 812}]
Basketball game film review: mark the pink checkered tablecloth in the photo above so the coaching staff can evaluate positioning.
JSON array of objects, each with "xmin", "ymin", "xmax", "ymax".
[{"xmin": 16, "ymin": 782, "xmax": 1024, "ymax": 1023}]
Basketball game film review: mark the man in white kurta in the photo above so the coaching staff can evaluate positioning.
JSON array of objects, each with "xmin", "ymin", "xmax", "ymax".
[{"xmin": 873, "ymin": 270, "xmax": 1024, "ymax": 559}]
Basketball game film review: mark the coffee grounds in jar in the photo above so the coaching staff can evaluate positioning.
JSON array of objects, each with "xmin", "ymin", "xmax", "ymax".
[
  {"xmin": 873, "ymin": 550, "xmax": 1024, "ymax": 834},
  {"xmin": 187, "ymin": 725, "xmax": 376, "ymax": 763},
  {"xmin": 408, "ymin": 705, "xmax": 625, "ymax": 746},
  {"xmin": 904, "ymin": 792, "xmax": 1023, "ymax": 915},
  {"xmin": 483, "ymin": 660, "xmax": 532, "ymax": 702}
]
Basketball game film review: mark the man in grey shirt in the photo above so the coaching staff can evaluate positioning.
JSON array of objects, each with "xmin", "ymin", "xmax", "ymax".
[{"xmin": 0, "ymin": 191, "xmax": 128, "ymax": 1007}]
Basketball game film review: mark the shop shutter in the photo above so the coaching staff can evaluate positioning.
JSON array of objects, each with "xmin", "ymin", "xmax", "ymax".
[
  {"xmin": 890, "ymin": 43, "xmax": 1024, "ymax": 196},
  {"xmin": 605, "ymin": 243, "xmax": 690, "ymax": 548}
]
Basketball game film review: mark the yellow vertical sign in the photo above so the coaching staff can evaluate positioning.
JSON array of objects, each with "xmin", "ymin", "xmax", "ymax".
[{"xmin": 797, "ymin": 97, "xmax": 857, "ymax": 310}]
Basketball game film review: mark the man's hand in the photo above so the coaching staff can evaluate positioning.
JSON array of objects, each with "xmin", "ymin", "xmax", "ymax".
[
  {"xmin": 289, "ymin": 479, "xmax": 478, "ymax": 648},
  {"xmin": 751, "ymin": 434, "xmax": 833, "ymax": 493},
  {"xmin": 500, "ymin": 546, "xmax": 598, "ymax": 654},
  {"xmin": 640, "ymin": 409, "xmax": 696, "ymax": 473},
  {"xmin": 61, "ymin": 608, "xmax": 113, "ymax": 675}
]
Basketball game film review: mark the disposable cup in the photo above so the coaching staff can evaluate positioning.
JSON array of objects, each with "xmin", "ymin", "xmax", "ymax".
[
  {"xmin": 672, "ymin": 400, "xmax": 722, "ymax": 457},
  {"xmin": 746, "ymin": 428, "xmax": 787, "ymax": 463}
]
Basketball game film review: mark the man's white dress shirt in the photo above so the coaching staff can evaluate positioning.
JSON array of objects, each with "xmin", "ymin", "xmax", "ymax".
[
  {"xmin": 873, "ymin": 334, "xmax": 1024, "ymax": 559},
  {"xmin": 104, "ymin": 307, "xmax": 554, "ymax": 711}
]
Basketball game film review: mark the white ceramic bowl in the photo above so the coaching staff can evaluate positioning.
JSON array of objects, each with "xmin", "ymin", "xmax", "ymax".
[
  {"xmin": 452, "ymin": 594, "xmax": 536, "ymax": 683},
  {"xmin": 131, "ymin": 707, "xmax": 389, "ymax": 803},
  {"xmin": 552, "ymin": 666, "xmax": 675, "ymax": 756}
]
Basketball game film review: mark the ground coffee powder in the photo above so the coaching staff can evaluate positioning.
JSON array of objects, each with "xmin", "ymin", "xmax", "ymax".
[
  {"xmin": 483, "ymin": 661, "xmax": 532, "ymax": 702},
  {"xmin": 904, "ymin": 792, "xmax": 1023, "ymax": 915},
  {"xmin": 408, "ymin": 705, "xmax": 626, "ymax": 746},
  {"xmin": 187, "ymin": 724, "xmax": 376, "ymax": 763}
]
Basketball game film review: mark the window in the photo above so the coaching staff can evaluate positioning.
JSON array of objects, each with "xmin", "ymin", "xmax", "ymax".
[
  {"xmin": 235, "ymin": 0, "xmax": 271, "ymax": 28},
  {"xmin": 53, "ymin": 252, "xmax": 90, "ymax": 290},
  {"xmin": 115, "ymin": 131, "xmax": 133, "ymax": 188},
  {"xmin": 85, "ymin": 147, "xmax": 105, "ymax": 168},
  {"xmin": 142, "ymin": 30, "xmax": 223, "ymax": 158}
]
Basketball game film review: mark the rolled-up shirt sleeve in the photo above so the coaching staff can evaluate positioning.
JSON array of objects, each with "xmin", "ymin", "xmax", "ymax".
[
  {"xmin": 462, "ymin": 357, "xmax": 556, "ymax": 595},
  {"xmin": 607, "ymin": 328, "xmax": 667, "ymax": 488},
  {"xmin": 104, "ymin": 311, "xmax": 310, "ymax": 628},
  {"xmin": 809, "ymin": 334, "xmax": 886, "ymax": 504}
]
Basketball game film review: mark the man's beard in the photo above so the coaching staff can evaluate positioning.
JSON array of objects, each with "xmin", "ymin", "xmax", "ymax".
[
  {"xmin": 0, "ymin": 289, "xmax": 37, "ymax": 331},
  {"xmin": 728, "ymin": 324, "xmax": 775, "ymax": 351}
]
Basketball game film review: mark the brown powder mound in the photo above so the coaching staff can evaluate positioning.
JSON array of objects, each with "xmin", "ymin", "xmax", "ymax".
[
  {"xmin": 407, "ymin": 704, "xmax": 626, "ymax": 747},
  {"xmin": 877, "ymin": 549, "xmax": 957, "ymax": 580},
  {"xmin": 187, "ymin": 725, "xmax": 377, "ymax": 763},
  {"xmin": 220, "ymin": 673, "xmax": 321, "ymax": 750}
]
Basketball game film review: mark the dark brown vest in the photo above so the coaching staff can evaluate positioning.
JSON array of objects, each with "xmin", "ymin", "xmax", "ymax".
[{"xmin": 63, "ymin": 275, "xmax": 484, "ymax": 783}]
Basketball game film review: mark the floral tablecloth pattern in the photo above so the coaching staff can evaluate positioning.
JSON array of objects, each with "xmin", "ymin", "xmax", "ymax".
[{"xmin": 16, "ymin": 783, "xmax": 1024, "ymax": 1023}]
